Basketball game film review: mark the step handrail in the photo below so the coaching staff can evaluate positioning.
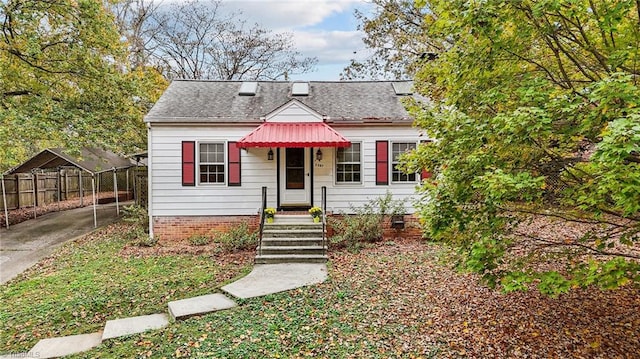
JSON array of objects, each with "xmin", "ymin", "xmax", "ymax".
[
  {"xmin": 258, "ymin": 186, "xmax": 267, "ymax": 256},
  {"xmin": 321, "ymin": 186, "xmax": 327, "ymax": 256}
]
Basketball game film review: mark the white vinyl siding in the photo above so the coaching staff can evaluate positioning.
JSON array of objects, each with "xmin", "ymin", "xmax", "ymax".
[{"xmin": 149, "ymin": 124, "xmax": 427, "ymax": 217}]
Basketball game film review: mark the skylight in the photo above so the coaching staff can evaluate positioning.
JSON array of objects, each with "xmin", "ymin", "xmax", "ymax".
[
  {"xmin": 239, "ymin": 81, "xmax": 258, "ymax": 96},
  {"xmin": 391, "ymin": 82, "xmax": 413, "ymax": 95},
  {"xmin": 291, "ymin": 82, "xmax": 309, "ymax": 96}
]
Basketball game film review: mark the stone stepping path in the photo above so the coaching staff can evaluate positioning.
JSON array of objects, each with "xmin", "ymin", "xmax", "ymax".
[
  {"xmin": 168, "ymin": 293, "xmax": 237, "ymax": 320},
  {"xmin": 102, "ymin": 313, "xmax": 169, "ymax": 340},
  {"xmin": 29, "ymin": 332, "xmax": 103, "ymax": 358},
  {"xmin": 2, "ymin": 263, "xmax": 327, "ymax": 358},
  {"xmin": 222, "ymin": 263, "xmax": 328, "ymax": 299}
]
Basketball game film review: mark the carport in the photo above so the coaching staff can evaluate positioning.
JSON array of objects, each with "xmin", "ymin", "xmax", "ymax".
[{"xmin": 2, "ymin": 148, "xmax": 135, "ymax": 228}]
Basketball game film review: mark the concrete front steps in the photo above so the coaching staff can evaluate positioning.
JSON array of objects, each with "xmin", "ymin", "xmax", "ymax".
[{"xmin": 256, "ymin": 215, "xmax": 328, "ymax": 264}]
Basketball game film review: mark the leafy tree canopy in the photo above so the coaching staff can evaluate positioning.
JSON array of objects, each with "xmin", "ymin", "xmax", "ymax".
[
  {"xmin": 341, "ymin": 0, "xmax": 441, "ymax": 80},
  {"xmin": 400, "ymin": 0, "xmax": 640, "ymax": 295},
  {"xmin": 0, "ymin": 0, "xmax": 167, "ymax": 172}
]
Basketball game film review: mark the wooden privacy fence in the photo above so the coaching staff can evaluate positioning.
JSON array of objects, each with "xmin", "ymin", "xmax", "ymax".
[{"xmin": 1, "ymin": 168, "xmax": 140, "ymax": 211}]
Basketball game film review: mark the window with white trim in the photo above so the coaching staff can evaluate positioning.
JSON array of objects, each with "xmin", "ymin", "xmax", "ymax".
[
  {"xmin": 392, "ymin": 142, "xmax": 417, "ymax": 182},
  {"xmin": 336, "ymin": 143, "xmax": 361, "ymax": 183},
  {"xmin": 199, "ymin": 143, "xmax": 225, "ymax": 184}
]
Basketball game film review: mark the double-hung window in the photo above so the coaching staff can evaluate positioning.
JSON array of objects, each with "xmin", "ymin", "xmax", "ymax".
[
  {"xmin": 391, "ymin": 142, "xmax": 417, "ymax": 182},
  {"xmin": 336, "ymin": 143, "xmax": 361, "ymax": 183},
  {"xmin": 199, "ymin": 143, "xmax": 225, "ymax": 184}
]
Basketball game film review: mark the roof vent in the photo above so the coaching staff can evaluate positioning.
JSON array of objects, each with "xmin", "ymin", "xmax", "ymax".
[
  {"xmin": 392, "ymin": 82, "xmax": 413, "ymax": 95},
  {"xmin": 239, "ymin": 81, "xmax": 258, "ymax": 96},
  {"xmin": 291, "ymin": 82, "xmax": 309, "ymax": 96}
]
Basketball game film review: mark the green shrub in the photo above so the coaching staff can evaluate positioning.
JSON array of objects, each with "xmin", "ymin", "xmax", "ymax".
[
  {"xmin": 188, "ymin": 234, "xmax": 212, "ymax": 246},
  {"xmin": 134, "ymin": 234, "xmax": 158, "ymax": 247},
  {"xmin": 122, "ymin": 204, "xmax": 149, "ymax": 232},
  {"xmin": 121, "ymin": 205, "xmax": 157, "ymax": 246},
  {"xmin": 214, "ymin": 223, "xmax": 258, "ymax": 252},
  {"xmin": 329, "ymin": 192, "xmax": 406, "ymax": 250}
]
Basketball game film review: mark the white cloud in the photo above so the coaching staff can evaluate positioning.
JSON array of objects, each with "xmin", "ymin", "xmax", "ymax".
[
  {"xmin": 293, "ymin": 30, "xmax": 368, "ymax": 63},
  {"xmin": 159, "ymin": 0, "xmax": 375, "ymax": 79},
  {"xmin": 220, "ymin": 0, "xmax": 360, "ymax": 29}
]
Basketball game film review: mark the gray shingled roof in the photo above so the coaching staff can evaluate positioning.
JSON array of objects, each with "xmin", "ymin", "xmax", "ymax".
[{"xmin": 144, "ymin": 80, "xmax": 416, "ymax": 123}]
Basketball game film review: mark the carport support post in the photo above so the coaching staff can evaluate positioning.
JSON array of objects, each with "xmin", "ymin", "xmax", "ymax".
[
  {"xmin": 57, "ymin": 167, "xmax": 61, "ymax": 212},
  {"xmin": 125, "ymin": 169, "xmax": 129, "ymax": 200},
  {"xmin": 32, "ymin": 173, "xmax": 37, "ymax": 219},
  {"xmin": 113, "ymin": 168, "xmax": 119, "ymax": 216},
  {"xmin": 92, "ymin": 174, "xmax": 97, "ymax": 228},
  {"xmin": 79, "ymin": 171, "xmax": 83, "ymax": 206},
  {"xmin": 2, "ymin": 174, "xmax": 9, "ymax": 229}
]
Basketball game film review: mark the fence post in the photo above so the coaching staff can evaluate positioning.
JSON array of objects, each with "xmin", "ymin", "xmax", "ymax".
[{"xmin": 2, "ymin": 174, "xmax": 8, "ymax": 228}]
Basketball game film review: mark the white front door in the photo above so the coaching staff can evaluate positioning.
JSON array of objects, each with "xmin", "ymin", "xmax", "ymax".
[{"xmin": 280, "ymin": 148, "xmax": 311, "ymax": 206}]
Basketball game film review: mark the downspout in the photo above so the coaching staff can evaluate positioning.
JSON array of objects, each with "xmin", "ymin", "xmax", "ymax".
[{"xmin": 147, "ymin": 122, "xmax": 154, "ymax": 238}]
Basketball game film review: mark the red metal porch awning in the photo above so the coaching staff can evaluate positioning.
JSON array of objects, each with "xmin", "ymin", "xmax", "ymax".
[{"xmin": 237, "ymin": 122, "xmax": 351, "ymax": 148}]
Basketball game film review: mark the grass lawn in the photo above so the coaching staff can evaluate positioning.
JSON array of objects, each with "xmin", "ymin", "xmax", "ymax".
[
  {"xmin": 2, "ymin": 222, "xmax": 639, "ymax": 358},
  {"xmin": 0, "ymin": 223, "xmax": 253, "ymax": 354}
]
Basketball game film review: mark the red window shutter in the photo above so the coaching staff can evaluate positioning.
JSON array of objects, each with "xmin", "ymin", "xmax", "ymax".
[
  {"xmin": 420, "ymin": 140, "xmax": 432, "ymax": 180},
  {"xmin": 376, "ymin": 140, "xmax": 388, "ymax": 185},
  {"xmin": 228, "ymin": 142, "xmax": 241, "ymax": 186},
  {"xmin": 182, "ymin": 141, "xmax": 196, "ymax": 186}
]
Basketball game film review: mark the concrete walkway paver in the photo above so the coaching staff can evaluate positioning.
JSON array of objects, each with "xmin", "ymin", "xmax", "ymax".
[
  {"xmin": 168, "ymin": 293, "xmax": 237, "ymax": 320},
  {"xmin": 102, "ymin": 313, "xmax": 169, "ymax": 340},
  {"xmin": 29, "ymin": 332, "xmax": 103, "ymax": 359},
  {"xmin": 222, "ymin": 263, "xmax": 328, "ymax": 299}
]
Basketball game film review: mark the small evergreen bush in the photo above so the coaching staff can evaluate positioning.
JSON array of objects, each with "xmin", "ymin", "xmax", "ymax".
[
  {"xmin": 215, "ymin": 223, "xmax": 258, "ymax": 252},
  {"xmin": 329, "ymin": 191, "xmax": 406, "ymax": 250},
  {"xmin": 188, "ymin": 234, "xmax": 212, "ymax": 246},
  {"xmin": 122, "ymin": 205, "xmax": 157, "ymax": 246}
]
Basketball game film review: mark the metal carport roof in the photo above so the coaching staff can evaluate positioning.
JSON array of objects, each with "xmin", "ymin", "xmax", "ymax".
[{"xmin": 5, "ymin": 147, "xmax": 134, "ymax": 175}]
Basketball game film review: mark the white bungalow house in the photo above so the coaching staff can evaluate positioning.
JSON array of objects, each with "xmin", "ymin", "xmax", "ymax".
[{"xmin": 144, "ymin": 80, "xmax": 430, "ymax": 241}]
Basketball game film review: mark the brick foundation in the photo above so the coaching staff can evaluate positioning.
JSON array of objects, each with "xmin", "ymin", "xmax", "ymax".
[
  {"xmin": 152, "ymin": 214, "xmax": 423, "ymax": 242},
  {"xmin": 326, "ymin": 214, "xmax": 423, "ymax": 241},
  {"xmin": 152, "ymin": 215, "xmax": 259, "ymax": 241}
]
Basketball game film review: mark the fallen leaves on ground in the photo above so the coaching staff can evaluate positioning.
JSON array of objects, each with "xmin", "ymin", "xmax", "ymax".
[{"xmin": 325, "ymin": 238, "xmax": 639, "ymax": 358}]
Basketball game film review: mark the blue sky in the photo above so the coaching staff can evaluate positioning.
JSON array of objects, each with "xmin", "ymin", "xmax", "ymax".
[{"xmin": 219, "ymin": 0, "xmax": 375, "ymax": 80}]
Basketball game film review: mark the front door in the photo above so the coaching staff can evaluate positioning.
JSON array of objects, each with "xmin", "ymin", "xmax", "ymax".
[{"xmin": 280, "ymin": 148, "xmax": 311, "ymax": 206}]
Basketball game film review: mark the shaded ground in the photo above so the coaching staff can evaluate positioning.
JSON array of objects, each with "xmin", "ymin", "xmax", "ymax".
[
  {"xmin": 0, "ymin": 202, "xmax": 126, "ymax": 284},
  {"xmin": 0, "ymin": 192, "xmax": 128, "ymax": 228},
  {"xmin": 327, "ymin": 240, "xmax": 639, "ymax": 358}
]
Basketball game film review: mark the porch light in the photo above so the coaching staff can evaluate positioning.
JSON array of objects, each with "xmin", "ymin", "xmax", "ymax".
[
  {"xmin": 267, "ymin": 148, "xmax": 274, "ymax": 161},
  {"xmin": 316, "ymin": 149, "xmax": 323, "ymax": 161}
]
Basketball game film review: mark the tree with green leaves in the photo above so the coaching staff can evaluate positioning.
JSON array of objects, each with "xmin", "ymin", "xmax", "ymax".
[
  {"xmin": 340, "ymin": 0, "xmax": 443, "ymax": 80},
  {"xmin": 394, "ymin": 0, "xmax": 640, "ymax": 295},
  {"xmin": 0, "ymin": 0, "xmax": 166, "ymax": 172}
]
